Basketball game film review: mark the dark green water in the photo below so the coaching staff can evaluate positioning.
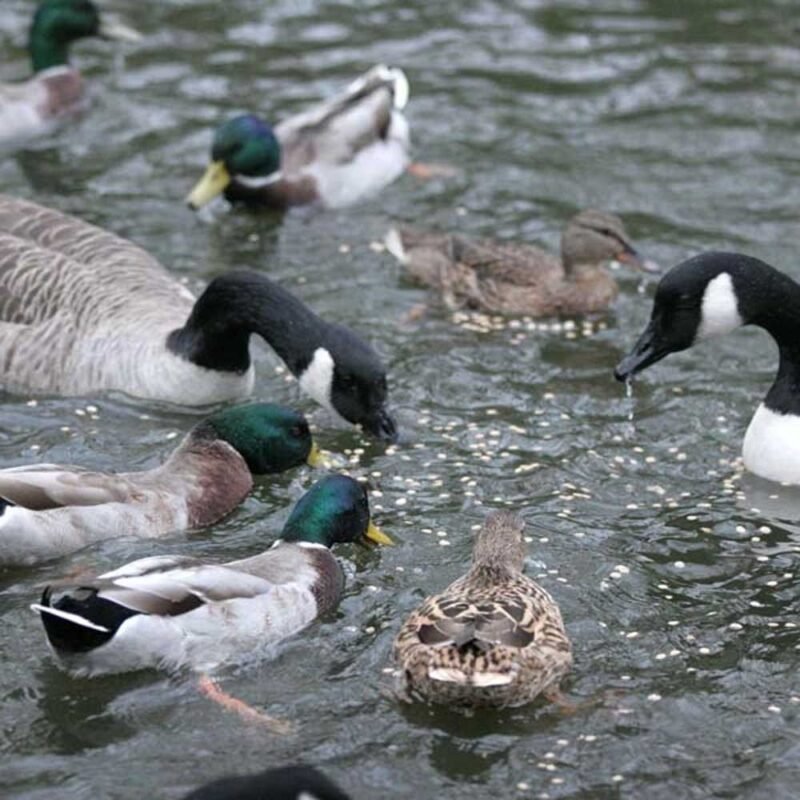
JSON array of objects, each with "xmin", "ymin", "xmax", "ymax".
[{"xmin": 2, "ymin": 1, "xmax": 800, "ymax": 797}]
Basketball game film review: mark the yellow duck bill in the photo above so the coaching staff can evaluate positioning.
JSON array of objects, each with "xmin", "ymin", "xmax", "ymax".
[
  {"xmin": 306, "ymin": 441, "xmax": 326, "ymax": 468},
  {"xmin": 366, "ymin": 520, "xmax": 393, "ymax": 546},
  {"xmin": 186, "ymin": 161, "xmax": 231, "ymax": 209},
  {"xmin": 98, "ymin": 19, "xmax": 142, "ymax": 43}
]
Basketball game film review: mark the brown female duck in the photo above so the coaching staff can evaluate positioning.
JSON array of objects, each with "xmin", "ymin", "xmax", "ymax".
[
  {"xmin": 393, "ymin": 511, "xmax": 572, "ymax": 708},
  {"xmin": 386, "ymin": 209, "xmax": 657, "ymax": 316}
]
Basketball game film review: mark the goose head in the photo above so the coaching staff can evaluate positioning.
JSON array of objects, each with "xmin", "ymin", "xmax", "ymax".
[
  {"xmin": 615, "ymin": 251, "xmax": 755, "ymax": 381},
  {"xmin": 182, "ymin": 765, "xmax": 352, "ymax": 800}
]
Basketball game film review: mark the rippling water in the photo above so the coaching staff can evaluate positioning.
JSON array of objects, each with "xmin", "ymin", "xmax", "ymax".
[{"xmin": 2, "ymin": 1, "xmax": 800, "ymax": 797}]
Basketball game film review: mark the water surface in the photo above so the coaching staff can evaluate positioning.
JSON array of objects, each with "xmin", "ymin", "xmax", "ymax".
[{"xmin": 1, "ymin": 1, "xmax": 800, "ymax": 798}]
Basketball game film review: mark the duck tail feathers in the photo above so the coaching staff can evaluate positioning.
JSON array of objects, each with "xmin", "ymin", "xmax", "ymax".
[
  {"xmin": 346, "ymin": 65, "xmax": 410, "ymax": 110},
  {"xmin": 0, "ymin": 495, "xmax": 16, "ymax": 515},
  {"xmin": 384, "ymin": 228, "xmax": 408, "ymax": 264},
  {"xmin": 31, "ymin": 586, "xmax": 127, "ymax": 653},
  {"xmin": 384, "ymin": 66, "xmax": 410, "ymax": 110},
  {"xmin": 428, "ymin": 665, "xmax": 514, "ymax": 687}
]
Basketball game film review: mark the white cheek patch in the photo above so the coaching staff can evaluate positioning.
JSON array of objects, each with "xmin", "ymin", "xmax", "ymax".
[
  {"xmin": 298, "ymin": 347, "xmax": 335, "ymax": 411},
  {"xmin": 696, "ymin": 272, "xmax": 742, "ymax": 340}
]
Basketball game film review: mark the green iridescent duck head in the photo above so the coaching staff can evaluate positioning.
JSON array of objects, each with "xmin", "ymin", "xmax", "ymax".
[
  {"xmin": 281, "ymin": 475, "xmax": 393, "ymax": 548},
  {"xmin": 186, "ymin": 115, "xmax": 282, "ymax": 209},
  {"xmin": 200, "ymin": 403, "xmax": 325, "ymax": 475},
  {"xmin": 29, "ymin": 0, "xmax": 140, "ymax": 73}
]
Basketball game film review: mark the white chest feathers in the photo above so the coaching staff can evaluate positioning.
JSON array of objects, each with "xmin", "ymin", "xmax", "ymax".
[
  {"xmin": 696, "ymin": 272, "xmax": 743, "ymax": 341},
  {"xmin": 298, "ymin": 347, "xmax": 335, "ymax": 411},
  {"xmin": 742, "ymin": 404, "xmax": 800, "ymax": 485}
]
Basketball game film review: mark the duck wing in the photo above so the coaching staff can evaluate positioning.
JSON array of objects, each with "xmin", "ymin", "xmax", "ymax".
[
  {"xmin": 416, "ymin": 593, "xmax": 536, "ymax": 652},
  {"xmin": 33, "ymin": 554, "xmax": 277, "ymax": 653},
  {"xmin": 275, "ymin": 65, "xmax": 408, "ymax": 172},
  {"xmin": 95, "ymin": 557, "xmax": 275, "ymax": 610},
  {"xmin": 0, "ymin": 464, "xmax": 137, "ymax": 509},
  {"xmin": 392, "ymin": 228, "xmax": 562, "ymax": 289}
]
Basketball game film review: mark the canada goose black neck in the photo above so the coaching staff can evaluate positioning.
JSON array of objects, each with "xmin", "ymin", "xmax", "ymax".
[
  {"xmin": 166, "ymin": 270, "xmax": 397, "ymax": 440},
  {"xmin": 735, "ymin": 260, "xmax": 800, "ymax": 416},
  {"xmin": 167, "ymin": 270, "xmax": 325, "ymax": 374}
]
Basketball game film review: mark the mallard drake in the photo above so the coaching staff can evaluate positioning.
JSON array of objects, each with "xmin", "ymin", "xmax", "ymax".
[
  {"xmin": 393, "ymin": 511, "xmax": 572, "ymax": 708},
  {"xmin": 186, "ymin": 65, "xmax": 410, "ymax": 211},
  {"xmin": 0, "ymin": 0, "xmax": 140, "ymax": 148},
  {"xmin": 616, "ymin": 251, "xmax": 800, "ymax": 485},
  {"xmin": 32, "ymin": 475, "xmax": 392, "ymax": 676},
  {"xmin": 0, "ymin": 195, "xmax": 397, "ymax": 440},
  {"xmin": 386, "ymin": 209, "xmax": 658, "ymax": 316},
  {"xmin": 183, "ymin": 766, "xmax": 350, "ymax": 800},
  {"xmin": 0, "ymin": 403, "xmax": 322, "ymax": 567}
]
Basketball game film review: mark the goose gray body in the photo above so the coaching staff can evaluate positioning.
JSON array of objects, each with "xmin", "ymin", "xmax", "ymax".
[{"xmin": 0, "ymin": 195, "xmax": 250, "ymax": 403}]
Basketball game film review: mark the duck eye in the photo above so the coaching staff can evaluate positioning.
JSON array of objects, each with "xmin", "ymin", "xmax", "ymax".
[{"xmin": 290, "ymin": 423, "xmax": 308, "ymax": 438}]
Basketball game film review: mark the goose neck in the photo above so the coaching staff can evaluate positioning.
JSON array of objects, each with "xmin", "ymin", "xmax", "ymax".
[{"xmin": 166, "ymin": 271, "xmax": 321, "ymax": 374}]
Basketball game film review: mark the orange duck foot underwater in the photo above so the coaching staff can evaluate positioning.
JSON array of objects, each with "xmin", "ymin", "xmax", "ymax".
[{"xmin": 386, "ymin": 208, "xmax": 659, "ymax": 317}]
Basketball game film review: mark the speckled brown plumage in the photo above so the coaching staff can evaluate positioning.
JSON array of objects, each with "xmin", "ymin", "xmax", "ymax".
[
  {"xmin": 389, "ymin": 209, "xmax": 650, "ymax": 316},
  {"xmin": 393, "ymin": 512, "xmax": 572, "ymax": 708}
]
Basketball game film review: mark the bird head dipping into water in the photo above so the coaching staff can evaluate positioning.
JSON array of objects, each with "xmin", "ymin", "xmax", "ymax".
[
  {"xmin": 281, "ymin": 474, "xmax": 393, "ymax": 547},
  {"xmin": 197, "ymin": 403, "xmax": 324, "ymax": 472},
  {"xmin": 166, "ymin": 270, "xmax": 399, "ymax": 442}
]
